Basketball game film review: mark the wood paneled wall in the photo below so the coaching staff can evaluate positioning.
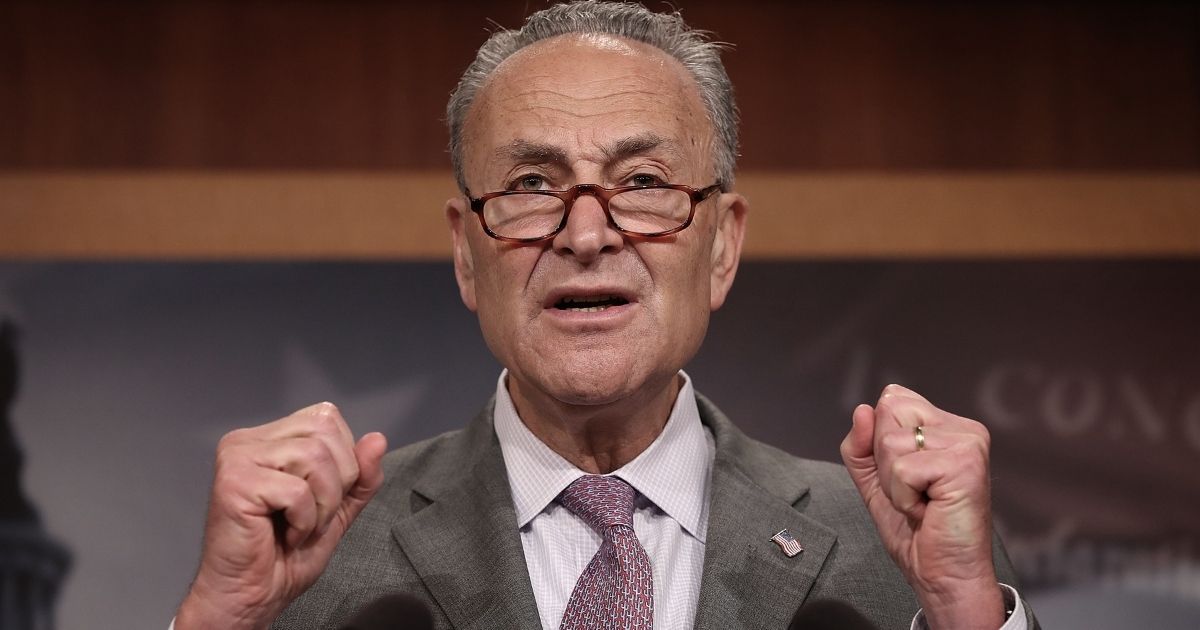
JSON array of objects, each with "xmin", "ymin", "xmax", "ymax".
[
  {"xmin": 3, "ymin": 1, "xmax": 1197, "ymax": 170},
  {"xmin": 4, "ymin": 172, "xmax": 1198, "ymax": 259},
  {"xmin": 2, "ymin": 1, "xmax": 1198, "ymax": 259}
]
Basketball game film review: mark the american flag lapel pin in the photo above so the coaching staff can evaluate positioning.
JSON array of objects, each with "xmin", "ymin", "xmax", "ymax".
[{"xmin": 770, "ymin": 528, "xmax": 804, "ymax": 557}]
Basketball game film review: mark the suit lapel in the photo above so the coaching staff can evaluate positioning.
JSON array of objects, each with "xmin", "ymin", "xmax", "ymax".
[
  {"xmin": 390, "ymin": 413, "xmax": 542, "ymax": 630},
  {"xmin": 694, "ymin": 397, "xmax": 838, "ymax": 630},
  {"xmin": 385, "ymin": 394, "xmax": 843, "ymax": 629}
]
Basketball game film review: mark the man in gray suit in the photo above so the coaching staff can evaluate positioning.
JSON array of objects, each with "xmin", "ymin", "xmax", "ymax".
[{"xmin": 175, "ymin": 2, "xmax": 1036, "ymax": 629}]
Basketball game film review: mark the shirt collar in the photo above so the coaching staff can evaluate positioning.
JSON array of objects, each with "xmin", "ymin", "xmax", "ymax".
[{"xmin": 493, "ymin": 370, "xmax": 713, "ymax": 542}]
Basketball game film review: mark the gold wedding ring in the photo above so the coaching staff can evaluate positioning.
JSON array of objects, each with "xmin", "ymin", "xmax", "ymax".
[{"xmin": 914, "ymin": 426, "xmax": 926, "ymax": 451}]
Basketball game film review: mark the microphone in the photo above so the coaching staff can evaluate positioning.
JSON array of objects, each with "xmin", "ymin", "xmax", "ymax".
[
  {"xmin": 335, "ymin": 593, "xmax": 434, "ymax": 630},
  {"xmin": 788, "ymin": 599, "xmax": 878, "ymax": 630}
]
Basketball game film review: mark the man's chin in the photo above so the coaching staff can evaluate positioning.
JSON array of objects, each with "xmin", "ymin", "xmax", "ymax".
[
  {"xmin": 541, "ymin": 374, "xmax": 639, "ymax": 407},
  {"xmin": 519, "ymin": 357, "xmax": 683, "ymax": 410},
  {"xmin": 514, "ymin": 358, "xmax": 645, "ymax": 407}
]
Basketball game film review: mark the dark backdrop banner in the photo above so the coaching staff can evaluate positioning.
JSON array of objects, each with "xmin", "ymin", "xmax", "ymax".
[{"xmin": 0, "ymin": 261, "xmax": 1196, "ymax": 629}]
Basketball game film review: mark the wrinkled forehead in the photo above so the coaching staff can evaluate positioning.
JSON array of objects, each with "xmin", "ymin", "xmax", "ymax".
[
  {"xmin": 460, "ymin": 34, "xmax": 714, "ymax": 179},
  {"xmin": 482, "ymin": 32, "xmax": 701, "ymax": 103}
]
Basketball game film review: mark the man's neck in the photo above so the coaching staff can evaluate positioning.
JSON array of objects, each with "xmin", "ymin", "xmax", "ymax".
[{"xmin": 506, "ymin": 373, "xmax": 682, "ymax": 474}]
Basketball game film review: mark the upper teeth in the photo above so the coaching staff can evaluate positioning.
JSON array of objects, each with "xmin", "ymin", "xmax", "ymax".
[{"xmin": 561, "ymin": 295, "xmax": 616, "ymax": 305}]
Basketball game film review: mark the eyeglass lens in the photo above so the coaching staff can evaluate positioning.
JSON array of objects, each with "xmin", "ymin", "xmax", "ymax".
[{"xmin": 483, "ymin": 188, "xmax": 692, "ymax": 240}]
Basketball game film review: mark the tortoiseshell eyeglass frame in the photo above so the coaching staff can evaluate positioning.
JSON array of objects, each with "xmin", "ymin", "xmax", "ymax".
[{"xmin": 466, "ymin": 182, "xmax": 722, "ymax": 243}]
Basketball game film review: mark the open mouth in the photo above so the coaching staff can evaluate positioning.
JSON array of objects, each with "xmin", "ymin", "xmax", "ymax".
[{"xmin": 553, "ymin": 295, "xmax": 630, "ymax": 313}]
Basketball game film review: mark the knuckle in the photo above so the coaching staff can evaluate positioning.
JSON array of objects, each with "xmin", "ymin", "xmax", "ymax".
[
  {"xmin": 957, "ymin": 414, "xmax": 983, "ymax": 432},
  {"xmin": 957, "ymin": 449, "xmax": 988, "ymax": 479},
  {"xmin": 880, "ymin": 396, "xmax": 915, "ymax": 418},
  {"xmin": 966, "ymin": 430, "xmax": 990, "ymax": 453},
  {"xmin": 213, "ymin": 441, "xmax": 249, "ymax": 472},
  {"xmin": 311, "ymin": 401, "xmax": 342, "ymax": 423},
  {"xmin": 282, "ymin": 476, "xmax": 311, "ymax": 503},
  {"xmin": 891, "ymin": 457, "xmax": 913, "ymax": 480},
  {"xmin": 217, "ymin": 427, "xmax": 250, "ymax": 449},
  {"xmin": 212, "ymin": 450, "xmax": 236, "ymax": 476},
  {"xmin": 298, "ymin": 438, "xmax": 333, "ymax": 465},
  {"xmin": 950, "ymin": 441, "xmax": 989, "ymax": 471},
  {"xmin": 310, "ymin": 409, "xmax": 350, "ymax": 442},
  {"xmin": 210, "ymin": 464, "xmax": 241, "ymax": 496},
  {"xmin": 311, "ymin": 409, "xmax": 340, "ymax": 432}
]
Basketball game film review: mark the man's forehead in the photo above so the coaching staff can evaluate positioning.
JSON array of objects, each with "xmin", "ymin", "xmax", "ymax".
[{"xmin": 463, "ymin": 34, "xmax": 711, "ymax": 167}]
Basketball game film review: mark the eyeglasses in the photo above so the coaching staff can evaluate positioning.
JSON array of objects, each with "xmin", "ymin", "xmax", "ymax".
[{"xmin": 466, "ymin": 182, "xmax": 722, "ymax": 243}]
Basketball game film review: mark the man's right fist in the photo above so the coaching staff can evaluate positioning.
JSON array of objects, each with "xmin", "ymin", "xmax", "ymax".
[{"xmin": 175, "ymin": 403, "xmax": 387, "ymax": 630}]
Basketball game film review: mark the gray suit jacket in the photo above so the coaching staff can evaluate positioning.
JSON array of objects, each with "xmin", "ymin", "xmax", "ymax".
[{"xmin": 275, "ymin": 394, "xmax": 1036, "ymax": 629}]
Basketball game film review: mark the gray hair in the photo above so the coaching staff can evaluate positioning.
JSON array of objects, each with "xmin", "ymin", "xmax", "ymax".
[{"xmin": 446, "ymin": 0, "xmax": 739, "ymax": 192}]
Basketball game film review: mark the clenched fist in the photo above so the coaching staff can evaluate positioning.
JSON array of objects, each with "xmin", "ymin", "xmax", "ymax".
[
  {"xmin": 841, "ymin": 384, "xmax": 1006, "ymax": 630},
  {"xmin": 175, "ymin": 403, "xmax": 387, "ymax": 630}
]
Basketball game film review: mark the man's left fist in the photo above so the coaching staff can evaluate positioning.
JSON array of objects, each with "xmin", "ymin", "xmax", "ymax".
[{"xmin": 840, "ymin": 384, "xmax": 1006, "ymax": 630}]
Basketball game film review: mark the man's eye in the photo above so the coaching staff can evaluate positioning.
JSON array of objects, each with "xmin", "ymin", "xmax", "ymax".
[
  {"xmin": 513, "ymin": 175, "xmax": 547, "ymax": 191},
  {"xmin": 629, "ymin": 173, "xmax": 663, "ymax": 187}
]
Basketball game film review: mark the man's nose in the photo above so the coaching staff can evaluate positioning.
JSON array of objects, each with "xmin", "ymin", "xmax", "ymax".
[{"xmin": 551, "ymin": 193, "xmax": 625, "ymax": 262}]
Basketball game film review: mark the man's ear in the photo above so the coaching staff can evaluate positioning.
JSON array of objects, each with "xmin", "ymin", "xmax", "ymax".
[
  {"xmin": 709, "ymin": 191, "xmax": 749, "ymax": 311},
  {"xmin": 445, "ymin": 197, "xmax": 479, "ymax": 312}
]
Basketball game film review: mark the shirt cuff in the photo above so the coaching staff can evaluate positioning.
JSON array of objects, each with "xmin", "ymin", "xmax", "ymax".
[{"xmin": 909, "ymin": 583, "xmax": 1027, "ymax": 630}]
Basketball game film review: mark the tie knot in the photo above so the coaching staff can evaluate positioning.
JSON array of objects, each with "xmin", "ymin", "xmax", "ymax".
[{"xmin": 559, "ymin": 475, "xmax": 636, "ymax": 532}]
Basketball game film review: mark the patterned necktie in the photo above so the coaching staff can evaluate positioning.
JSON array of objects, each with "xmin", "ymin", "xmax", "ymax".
[{"xmin": 557, "ymin": 475, "xmax": 654, "ymax": 630}]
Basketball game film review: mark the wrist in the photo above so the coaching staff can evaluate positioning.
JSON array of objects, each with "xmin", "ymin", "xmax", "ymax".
[
  {"xmin": 176, "ymin": 600, "xmax": 268, "ymax": 630},
  {"xmin": 175, "ymin": 577, "xmax": 277, "ymax": 630},
  {"xmin": 918, "ymin": 579, "xmax": 1006, "ymax": 630}
]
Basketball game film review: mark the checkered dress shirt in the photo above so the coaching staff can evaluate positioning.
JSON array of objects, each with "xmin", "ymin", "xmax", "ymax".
[{"xmin": 493, "ymin": 370, "xmax": 714, "ymax": 630}]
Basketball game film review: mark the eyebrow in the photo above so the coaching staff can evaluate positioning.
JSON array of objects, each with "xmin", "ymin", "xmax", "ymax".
[
  {"xmin": 493, "ymin": 133, "xmax": 681, "ymax": 167},
  {"xmin": 494, "ymin": 140, "xmax": 569, "ymax": 166},
  {"xmin": 604, "ymin": 132, "xmax": 676, "ymax": 163}
]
